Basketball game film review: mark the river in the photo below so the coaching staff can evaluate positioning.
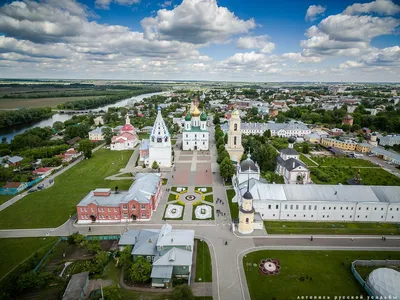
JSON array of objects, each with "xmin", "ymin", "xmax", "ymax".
[{"xmin": 0, "ymin": 91, "xmax": 168, "ymax": 142}]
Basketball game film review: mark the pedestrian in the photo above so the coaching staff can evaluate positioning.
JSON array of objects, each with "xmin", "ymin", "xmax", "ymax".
[
  {"xmin": 310, "ymin": 236, "xmax": 313, "ymax": 241},
  {"xmin": 383, "ymin": 236, "xmax": 386, "ymax": 241},
  {"xmin": 88, "ymin": 226, "xmax": 91, "ymax": 232}
]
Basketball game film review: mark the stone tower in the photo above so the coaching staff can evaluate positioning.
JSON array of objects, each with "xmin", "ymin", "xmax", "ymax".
[
  {"xmin": 226, "ymin": 109, "xmax": 244, "ymax": 163},
  {"xmin": 238, "ymin": 178, "xmax": 255, "ymax": 234},
  {"xmin": 148, "ymin": 107, "xmax": 172, "ymax": 167}
]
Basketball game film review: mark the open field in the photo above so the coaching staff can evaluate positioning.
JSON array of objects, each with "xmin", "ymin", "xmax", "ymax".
[
  {"xmin": 311, "ymin": 156, "xmax": 376, "ymax": 167},
  {"xmin": 0, "ymin": 237, "xmax": 58, "ymax": 281},
  {"xmin": 0, "ymin": 96, "xmax": 102, "ymax": 109},
  {"xmin": 244, "ymin": 250, "xmax": 400, "ymax": 300},
  {"xmin": 226, "ymin": 189, "xmax": 238, "ymax": 219},
  {"xmin": 264, "ymin": 221, "xmax": 400, "ymax": 235},
  {"xmin": 0, "ymin": 195, "xmax": 12, "ymax": 205},
  {"xmin": 311, "ymin": 166, "xmax": 400, "ymax": 185},
  {"xmin": 195, "ymin": 239, "xmax": 212, "ymax": 282},
  {"xmin": 299, "ymin": 153, "xmax": 318, "ymax": 166},
  {"xmin": 0, "ymin": 149, "xmax": 132, "ymax": 229}
]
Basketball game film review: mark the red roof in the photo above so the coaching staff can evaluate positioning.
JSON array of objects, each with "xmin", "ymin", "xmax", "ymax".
[
  {"xmin": 65, "ymin": 149, "xmax": 78, "ymax": 155},
  {"xmin": 33, "ymin": 167, "xmax": 53, "ymax": 175},
  {"xmin": 112, "ymin": 132, "xmax": 136, "ymax": 143},
  {"xmin": 3, "ymin": 182, "xmax": 22, "ymax": 188},
  {"xmin": 121, "ymin": 124, "xmax": 134, "ymax": 132}
]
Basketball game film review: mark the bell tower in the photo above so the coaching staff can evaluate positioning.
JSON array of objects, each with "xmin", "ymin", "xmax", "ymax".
[
  {"xmin": 238, "ymin": 176, "xmax": 255, "ymax": 234},
  {"xmin": 226, "ymin": 109, "xmax": 244, "ymax": 163}
]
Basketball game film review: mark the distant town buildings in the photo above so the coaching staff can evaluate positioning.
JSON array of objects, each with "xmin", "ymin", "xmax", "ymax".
[{"xmin": 110, "ymin": 115, "xmax": 138, "ymax": 151}]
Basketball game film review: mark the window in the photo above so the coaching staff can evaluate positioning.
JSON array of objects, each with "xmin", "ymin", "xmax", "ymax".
[
  {"xmin": 108, "ymin": 208, "xmax": 111, "ymax": 212},
  {"xmin": 287, "ymin": 214, "xmax": 289, "ymax": 217},
  {"xmin": 273, "ymin": 214, "xmax": 275, "ymax": 217},
  {"xmin": 147, "ymin": 256, "xmax": 151, "ymax": 261},
  {"xmin": 365, "ymin": 215, "xmax": 368, "ymax": 218},
  {"xmin": 296, "ymin": 205, "xmax": 299, "ymax": 210},
  {"xmin": 186, "ymin": 134, "xmax": 188, "ymax": 137},
  {"xmin": 351, "ymin": 207, "xmax": 353, "ymax": 210},
  {"xmin": 234, "ymin": 123, "xmax": 237, "ymax": 131},
  {"xmin": 123, "ymin": 213, "xmax": 128, "ymax": 218},
  {"xmin": 268, "ymin": 205, "xmax": 271, "ymax": 209},
  {"xmin": 342, "ymin": 215, "xmax": 344, "ymax": 218},
  {"xmin": 390, "ymin": 208, "xmax": 393, "ymax": 211},
  {"xmin": 366, "ymin": 207, "xmax": 369, "ymax": 210},
  {"xmin": 397, "ymin": 208, "xmax": 399, "ymax": 211},
  {"xmin": 108, "ymin": 216, "xmax": 111, "ymax": 219},
  {"xmin": 303, "ymin": 205, "xmax": 306, "ymax": 210},
  {"xmin": 334, "ymin": 207, "xmax": 336, "ymax": 210},
  {"xmin": 276, "ymin": 205, "xmax": 279, "ymax": 209},
  {"xmin": 311, "ymin": 215, "xmax": 313, "ymax": 218},
  {"xmin": 303, "ymin": 215, "xmax": 306, "ymax": 217},
  {"xmin": 340, "ymin": 207, "xmax": 343, "ymax": 210},
  {"xmin": 132, "ymin": 205, "xmax": 136, "ymax": 210},
  {"xmin": 187, "ymin": 142, "xmax": 188, "ymax": 145},
  {"xmin": 314, "ymin": 205, "xmax": 317, "ymax": 210},
  {"xmin": 115, "ymin": 215, "xmax": 118, "ymax": 219},
  {"xmin": 290, "ymin": 205, "xmax": 293, "ymax": 210},
  {"xmin": 381, "ymin": 216, "xmax": 384, "ymax": 219},
  {"xmin": 203, "ymin": 142, "xmax": 205, "ymax": 145},
  {"xmin": 141, "ymin": 213, "xmax": 147, "ymax": 218},
  {"xmin": 114, "ymin": 208, "xmax": 117, "ymax": 212},
  {"xmin": 381, "ymin": 207, "xmax": 384, "ymax": 211},
  {"xmin": 358, "ymin": 207, "xmax": 361, "ymax": 210},
  {"xmin": 245, "ymin": 218, "xmax": 249, "ymax": 224},
  {"xmin": 80, "ymin": 208, "xmax": 83, "ymax": 212},
  {"xmin": 392, "ymin": 216, "xmax": 394, "ymax": 219},
  {"xmin": 357, "ymin": 215, "xmax": 360, "ymax": 218},
  {"xmin": 329, "ymin": 207, "xmax": 331, "ymax": 210},
  {"xmin": 285, "ymin": 205, "xmax": 288, "ymax": 209},
  {"xmin": 322, "ymin": 215, "xmax": 325, "ymax": 218},
  {"xmin": 323, "ymin": 207, "xmax": 325, "ymax": 210},
  {"xmin": 294, "ymin": 214, "xmax": 296, "ymax": 217},
  {"xmin": 91, "ymin": 208, "xmax": 94, "ymax": 212},
  {"xmin": 234, "ymin": 136, "xmax": 237, "ymax": 145},
  {"xmin": 141, "ymin": 205, "xmax": 146, "ymax": 210},
  {"xmin": 309, "ymin": 205, "xmax": 311, "ymax": 210},
  {"xmin": 122, "ymin": 205, "xmax": 127, "ymax": 210}
]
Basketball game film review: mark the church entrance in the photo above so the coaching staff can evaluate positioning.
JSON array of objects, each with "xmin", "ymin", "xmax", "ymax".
[
  {"xmin": 131, "ymin": 214, "xmax": 137, "ymax": 221},
  {"xmin": 90, "ymin": 215, "xmax": 96, "ymax": 222},
  {"xmin": 194, "ymin": 146, "xmax": 197, "ymax": 150}
]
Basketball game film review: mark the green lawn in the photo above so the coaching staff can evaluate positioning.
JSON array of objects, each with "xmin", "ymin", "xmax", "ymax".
[
  {"xmin": 226, "ymin": 189, "xmax": 238, "ymax": 219},
  {"xmin": 299, "ymin": 154, "xmax": 318, "ymax": 166},
  {"xmin": 195, "ymin": 187, "xmax": 213, "ymax": 193},
  {"xmin": 0, "ymin": 237, "xmax": 58, "ymax": 281},
  {"xmin": 244, "ymin": 250, "xmax": 400, "ymax": 300},
  {"xmin": 195, "ymin": 239, "xmax": 212, "ymax": 282},
  {"xmin": 0, "ymin": 149, "xmax": 133, "ymax": 229},
  {"xmin": 0, "ymin": 195, "xmax": 12, "ymax": 205},
  {"xmin": 192, "ymin": 203, "xmax": 215, "ymax": 220},
  {"xmin": 204, "ymin": 194, "xmax": 213, "ymax": 203},
  {"xmin": 264, "ymin": 221, "xmax": 400, "ymax": 235},
  {"xmin": 171, "ymin": 139, "xmax": 177, "ymax": 145},
  {"xmin": 311, "ymin": 166, "xmax": 400, "ymax": 185},
  {"xmin": 311, "ymin": 156, "xmax": 376, "ymax": 167},
  {"xmin": 162, "ymin": 178, "xmax": 168, "ymax": 185},
  {"xmin": 168, "ymin": 193, "xmax": 178, "ymax": 201},
  {"xmin": 355, "ymin": 265, "xmax": 400, "ymax": 280}
]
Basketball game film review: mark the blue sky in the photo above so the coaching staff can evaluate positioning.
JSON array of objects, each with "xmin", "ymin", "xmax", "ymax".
[{"xmin": 0, "ymin": 0, "xmax": 399, "ymax": 81}]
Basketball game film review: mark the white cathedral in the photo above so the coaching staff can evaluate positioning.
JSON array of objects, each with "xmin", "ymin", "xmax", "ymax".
[
  {"xmin": 182, "ymin": 99, "xmax": 209, "ymax": 151},
  {"xmin": 140, "ymin": 107, "xmax": 172, "ymax": 168}
]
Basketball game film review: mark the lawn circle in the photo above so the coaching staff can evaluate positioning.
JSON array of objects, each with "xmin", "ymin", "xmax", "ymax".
[{"xmin": 185, "ymin": 194, "xmax": 196, "ymax": 201}]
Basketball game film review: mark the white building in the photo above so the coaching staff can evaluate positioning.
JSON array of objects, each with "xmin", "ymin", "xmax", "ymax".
[
  {"xmin": 182, "ymin": 99, "xmax": 209, "ymax": 151},
  {"xmin": 89, "ymin": 126, "xmax": 107, "ymax": 142},
  {"xmin": 275, "ymin": 137, "xmax": 311, "ymax": 184},
  {"xmin": 110, "ymin": 115, "xmax": 138, "ymax": 151},
  {"xmin": 147, "ymin": 107, "xmax": 172, "ymax": 168},
  {"xmin": 222, "ymin": 120, "xmax": 311, "ymax": 137},
  {"xmin": 234, "ymin": 180, "xmax": 400, "ymax": 223}
]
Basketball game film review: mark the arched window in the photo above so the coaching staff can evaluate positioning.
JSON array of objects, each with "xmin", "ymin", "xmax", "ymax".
[
  {"xmin": 234, "ymin": 136, "xmax": 237, "ymax": 145},
  {"xmin": 245, "ymin": 217, "xmax": 249, "ymax": 224},
  {"xmin": 234, "ymin": 123, "xmax": 237, "ymax": 131}
]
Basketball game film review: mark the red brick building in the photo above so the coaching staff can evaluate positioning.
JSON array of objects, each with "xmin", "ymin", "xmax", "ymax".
[
  {"xmin": 76, "ymin": 173, "xmax": 162, "ymax": 223},
  {"xmin": 342, "ymin": 115, "xmax": 354, "ymax": 126}
]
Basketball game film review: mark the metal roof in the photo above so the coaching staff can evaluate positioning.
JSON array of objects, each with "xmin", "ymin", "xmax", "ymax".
[
  {"xmin": 151, "ymin": 265, "xmax": 173, "ymax": 279},
  {"xmin": 280, "ymin": 148, "xmax": 299, "ymax": 156},
  {"xmin": 131, "ymin": 233, "xmax": 159, "ymax": 256},
  {"xmin": 62, "ymin": 272, "xmax": 88, "ymax": 300},
  {"xmin": 156, "ymin": 229, "xmax": 195, "ymax": 248},
  {"xmin": 153, "ymin": 248, "xmax": 193, "ymax": 267}
]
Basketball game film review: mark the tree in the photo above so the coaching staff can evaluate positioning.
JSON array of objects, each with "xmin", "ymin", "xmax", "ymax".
[
  {"xmin": 78, "ymin": 139, "xmax": 93, "ymax": 159},
  {"xmin": 263, "ymin": 129, "xmax": 271, "ymax": 139},
  {"xmin": 118, "ymin": 246, "xmax": 133, "ymax": 269},
  {"xmin": 52, "ymin": 121, "xmax": 65, "ymax": 132},
  {"xmin": 217, "ymin": 150, "xmax": 229, "ymax": 164},
  {"xmin": 218, "ymin": 144, "xmax": 226, "ymax": 156},
  {"xmin": 302, "ymin": 143, "xmax": 310, "ymax": 154},
  {"xmin": 171, "ymin": 285, "xmax": 194, "ymax": 300},
  {"xmin": 152, "ymin": 161, "xmax": 159, "ymax": 169},
  {"xmin": 87, "ymin": 240, "xmax": 102, "ymax": 254},
  {"xmin": 90, "ymin": 251, "xmax": 109, "ymax": 274},
  {"xmin": 128, "ymin": 257, "xmax": 152, "ymax": 283},
  {"xmin": 68, "ymin": 232, "xmax": 86, "ymax": 246},
  {"xmin": 102, "ymin": 127, "xmax": 113, "ymax": 145},
  {"xmin": 213, "ymin": 114, "xmax": 220, "ymax": 125},
  {"xmin": 220, "ymin": 157, "xmax": 235, "ymax": 181},
  {"xmin": 216, "ymin": 137, "xmax": 224, "ymax": 148},
  {"xmin": 252, "ymin": 144, "xmax": 277, "ymax": 172}
]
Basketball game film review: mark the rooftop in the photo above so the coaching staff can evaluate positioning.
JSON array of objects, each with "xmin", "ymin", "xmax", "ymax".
[{"xmin": 62, "ymin": 271, "xmax": 88, "ymax": 300}]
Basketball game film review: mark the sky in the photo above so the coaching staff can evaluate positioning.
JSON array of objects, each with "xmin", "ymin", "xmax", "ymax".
[{"xmin": 0, "ymin": 0, "xmax": 399, "ymax": 82}]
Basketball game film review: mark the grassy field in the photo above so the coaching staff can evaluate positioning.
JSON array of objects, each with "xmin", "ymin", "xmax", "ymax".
[
  {"xmin": 204, "ymin": 194, "xmax": 213, "ymax": 203},
  {"xmin": 226, "ymin": 189, "xmax": 238, "ymax": 219},
  {"xmin": 0, "ymin": 96, "xmax": 102, "ymax": 109},
  {"xmin": 264, "ymin": 221, "xmax": 400, "ymax": 235},
  {"xmin": 0, "ymin": 195, "xmax": 12, "ymax": 205},
  {"xmin": 311, "ymin": 166, "xmax": 400, "ymax": 185},
  {"xmin": 0, "ymin": 149, "xmax": 133, "ymax": 229},
  {"xmin": 0, "ymin": 237, "xmax": 58, "ymax": 281},
  {"xmin": 244, "ymin": 250, "xmax": 400, "ymax": 300},
  {"xmin": 195, "ymin": 239, "xmax": 212, "ymax": 282},
  {"xmin": 168, "ymin": 193, "xmax": 177, "ymax": 201},
  {"xmin": 311, "ymin": 156, "xmax": 376, "ymax": 167},
  {"xmin": 299, "ymin": 154, "xmax": 318, "ymax": 166},
  {"xmin": 355, "ymin": 265, "xmax": 400, "ymax": 280}
]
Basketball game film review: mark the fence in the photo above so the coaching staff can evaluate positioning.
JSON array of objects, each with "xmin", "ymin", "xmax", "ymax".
[
  {"xmin": 351, "ymin": 260, "xmax": 400, "ymax": 297},
  {"xmin": 0, "ymin": 177, "xmax": 44, "ymax": 195},
  {"xmin": 34, "ymin": 237, "xmax": 62, "ymax": 273},
  {"xmin": 60, "ymin": 235, "xmax": 121, "ymax": 241}
]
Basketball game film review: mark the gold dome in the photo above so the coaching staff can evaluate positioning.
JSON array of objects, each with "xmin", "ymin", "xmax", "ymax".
[
  {"xmin": 191, "ymin": 106, "xmax": 201, "ymax": 117},
  {"xmin": 232, "ymin": 109, "xmax": 239, "ymax": 116}
]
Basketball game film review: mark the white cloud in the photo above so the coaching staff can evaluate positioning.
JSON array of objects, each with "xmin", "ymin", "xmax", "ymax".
[
  {"xmin": 343, "ymin": 0, "xmax": 400, "ymax": 16},
  {"xmin": 160, "ymin": 1, "xmax": 172, "ymax": 8},
  {"xmin": 339, "ymin": 60, "xmax": 365, "ymax": 69},
  {"xmin": 236, "ymin": 35, "xmax": 275, "ymax": 53},
  {"xmin": 281, "ymin": 52, "xmax": 322, "ymax": 63},
  {"xmin": 95, "ymin": 0, "xmax": 140, "ymax": 10},
  {"xmin": 141, "ymin": 0, "xmax": 256, "ymax": 44},
  {"xmin": 305, "ymin": 5, "xmax": 326, "ymax": 22}
]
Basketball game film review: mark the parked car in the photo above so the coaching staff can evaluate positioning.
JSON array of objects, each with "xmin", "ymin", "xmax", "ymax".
[
  {"xmin": 37, "ymin": 184, "xmax": 45, "ymax": 190},
  {"xmin": 28, "ymin": 189, "xmax": 36, "ymax": 193}
]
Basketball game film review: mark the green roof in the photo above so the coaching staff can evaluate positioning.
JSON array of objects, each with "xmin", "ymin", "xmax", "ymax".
[
  {"xmin": 183, "ymin": 126, "xmax": 208, "ymax": 132},
  {"xmin": 200, "ymin": 112, "xmax": 207, "ymax": 121},
  {"xmin": 185, "ymin": 114, "xmax": 192, "ymax": 121}
]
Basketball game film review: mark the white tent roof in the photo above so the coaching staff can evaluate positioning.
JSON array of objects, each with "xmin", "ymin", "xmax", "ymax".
[{"xmin": 367, "ymin": 268, "xmax": 400, "ymax": 298}]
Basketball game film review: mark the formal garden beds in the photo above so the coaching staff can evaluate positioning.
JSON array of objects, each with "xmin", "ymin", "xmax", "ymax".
[
  {"xmin": 195, "ymin": 186, "xmax": 213, "ymax": 193},
  {"xmin": 243, "ymin": 250, "xmax": 400, "ymax": 300},
  {"xmin": 162, "ymin": 178, "xmax": 168, "ymax": 185},
  {"xmin": 194, "ymin": 188, "xmax": 214, "ymax": 203},
  {"xmin": 171, "ymin": 186, "xmax": 188, "ymax": 193},
  {"xmin": 192, "ymin": 202, "xmax": 214, "ymax": 220},
  {"xmin": 163, "ymin": 202, "xmax": 185, "ymax": 220}
]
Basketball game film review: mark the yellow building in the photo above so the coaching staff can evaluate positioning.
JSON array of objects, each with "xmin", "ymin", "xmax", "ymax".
[
  {"xmin": 320, "ymin": 138, "xmax": 357, "ymax": 151},
  {"xmin": 226, "ymin": 109, "xmax": 244, "ymax": 163},
  {"xmin": 356, "ymin": 143, "xmax": 372, "ymax": 153},
  {"xmin": 238, "ymin": 188, "xmax": 255, "ymax": 234}
]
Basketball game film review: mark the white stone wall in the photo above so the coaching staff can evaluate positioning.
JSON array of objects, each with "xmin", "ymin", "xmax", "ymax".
[
  {"xmin": 182, "ymin": 131, "xmax": 209, "ymax": 151},
  {"xmin": 253, "ymin": 201, "xmax": 400, "ymax": 223},
  {"xmin": 149, "ymin": 144, "xmax": 172, "ymax": 167}
]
